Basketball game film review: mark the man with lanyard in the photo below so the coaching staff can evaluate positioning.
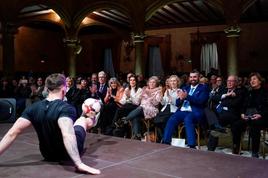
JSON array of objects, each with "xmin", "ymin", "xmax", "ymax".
[
  {"xmin": 207, "ymin": 75, "xmax": 243, "ymax": 153},
  {"xmin": 162, "ymin": 70, "xmax": 209, "ymax": 148}
]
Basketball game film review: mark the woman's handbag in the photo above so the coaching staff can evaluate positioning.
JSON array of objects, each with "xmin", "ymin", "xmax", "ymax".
[{"xmin": 154, "ymin": 104, "xmax": 171, "ymax": 124}]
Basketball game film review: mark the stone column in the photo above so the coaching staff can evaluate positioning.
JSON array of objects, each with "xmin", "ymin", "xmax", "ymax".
[
  {"xmin": 63, "ymin": 38, "xmax": 81, "ymax": 77},
  {"xmin": 133, "ymin": 33, "xmax": 146, "ymax": 75},
  {"xmin": 2, "ymin": 23, "xmax": 18, "ymax": 78},
  {"xmin": 224, "ymin": 25, "xmax": 241, "ymax": 75}
]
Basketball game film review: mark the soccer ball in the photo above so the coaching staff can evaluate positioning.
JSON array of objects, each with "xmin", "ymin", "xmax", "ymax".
[{"xmin": 82, "ymin": 98, "xmax": 102, "ymax": 116}]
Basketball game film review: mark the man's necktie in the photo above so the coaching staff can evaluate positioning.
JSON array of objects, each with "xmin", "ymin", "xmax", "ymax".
[
  {"xmin": 99, "ymin": 85, "xmax": 103, "ymax": 92},
  {"xmin": 189, "ymin": 87, "xmax": 194, "ymax": 96}
]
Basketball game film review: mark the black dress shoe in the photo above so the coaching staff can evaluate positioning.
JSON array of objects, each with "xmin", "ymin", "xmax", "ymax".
[
  {"xmin": 121, "ymin": 117, "xmax": 129, "ymax": 125},
  {"xmin": 210, "ymin": 124, "xmax": 227, "ymax": 137},
  {"xmin": 214, "ymin": 127, "xmax": 227, "ymax": 133},
  {"xmin": 232, "ymin": 144, "xmax": 240, "ymax": 154},
  {"xmin": 114, "ymin": 120, "xmax": 124, "ymax": 128},
  {"xmin": 252, "ymin": 152, "xmax": 259, "ymax": 158},
  {"xmin": 212, "ymin": 124, "xmax": 227, "ymax": 133},
  {"xmin": 189, "ymin": 145, "xmax": 196, "ymax": 149}
]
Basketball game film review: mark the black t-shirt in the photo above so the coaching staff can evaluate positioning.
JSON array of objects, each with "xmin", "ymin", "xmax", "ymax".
[{"xmin": 21, "ymin": 99, "xmax": 77, "ymax": 161}]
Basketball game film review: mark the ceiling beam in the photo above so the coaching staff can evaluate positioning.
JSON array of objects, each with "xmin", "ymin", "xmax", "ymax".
[
  {"xmin": 203, "ymin": 1, "xmax": 222, "ymax": 20},
  {"xmin": 101, "ymin": 10, "xmax": 129, "ymax": 24},
  {"xmin": 146, "ymin": 20, "xmax": 225, "ymax": 30},
  {"xmin": 169, "ymin": 3, "xmax": 197, "ymax": 22},
  {"xmin": 92, "ymin": 11, "xmax": 127, "ymax": 26},
  {"xmin": 88, "ymin": 13, "xmax": 129, "ymax": 30},
  {"xmin": 178, "ymin": 2, "xmax": 205, "ymax": 22},
  {"xmin": 158, "ymin": 8, "xmax": 182, "ymax": 23},
  {"xmin": 189, "ymin": 1, "xmax": 210, "ymax": 21}
]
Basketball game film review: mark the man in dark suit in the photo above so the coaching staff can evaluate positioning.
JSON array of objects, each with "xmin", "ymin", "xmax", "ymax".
[
  {"xmin": 97, "ymin": 71, "xmax": 108, "ymax": 103},
  {"xmin": 207, "ymin": 75, "xmax": 244, "ymax": 153},
  {"xmin": 162, "ymin": 70, "xmax": 209, "ymax": 148}
]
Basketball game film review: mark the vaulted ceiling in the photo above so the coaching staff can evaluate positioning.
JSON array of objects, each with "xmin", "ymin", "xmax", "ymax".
[{"xmin": 0, "ymin": 0, "xmax": 268, "ymax": 34}]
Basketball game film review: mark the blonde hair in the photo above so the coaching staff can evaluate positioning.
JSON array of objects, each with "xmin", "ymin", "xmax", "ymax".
[
  {"xmin": 108, "ymin": 77, "xmax": 121, "ymax": 87},
  {"xmin": 169, "ymin": 75, "xmax": 181, "ymax": 87}
]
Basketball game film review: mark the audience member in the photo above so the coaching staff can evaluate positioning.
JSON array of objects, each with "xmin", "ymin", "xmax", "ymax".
[
  {"xmin": 97, "ymin": 71, "xmax": 108, "ymax": 102},
  {"xmin": 122, "ymin": 76, "xmax": 162, "ymax": 140},
  {"xmin": 98, "ymin": 77, "xmax": 124, "ymax": 135},
  {"xmin": 207, "ymin": 75, "xmax": 244, "ymax": 153},
  {"xmin": 154, "ymin": 75, "xmax": 181, "ymax": 142},
  {"xmin": 113, "ymin": 75, "xmax": 142, "ymax": 137},
  {"xmin": 162, "ymin": 70, "xmax": 209, "ymax": 148},
  {"xmin": 232, "ymin": 73, "xmax": 268, "ymax": 157}
]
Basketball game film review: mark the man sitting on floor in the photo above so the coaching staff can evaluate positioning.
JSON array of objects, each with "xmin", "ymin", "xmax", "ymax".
[{"xmin": 0, "ymin": 73, "xmax": 100, "ymax": 175}]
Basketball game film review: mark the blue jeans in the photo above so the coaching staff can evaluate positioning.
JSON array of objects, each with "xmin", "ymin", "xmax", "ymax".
[
  {"xmin": 126, "ymin": 106, "xmax": 144, "ymax": 136},
  {"xmin": 162, "ymin": 110, "xmax": 203, "ymax": 146}
]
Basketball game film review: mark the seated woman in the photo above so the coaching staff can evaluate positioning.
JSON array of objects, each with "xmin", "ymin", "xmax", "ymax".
[
  {"xmin": 113, "ymin": 75, "xmax": 142, "ymax": 137},
  {"xmin": 154, "ymin": 75, "xmax": 181, "ymax": 142},
  {"xmin": 98, "ymin": 77, "xmax": 124, "ymax": 135},
  {"xmin": 122, "ymin": 76, "xmax": 162, "ymax": 140},
  {"xmin": 232, "ymin": 72, "xmax": 268, "ymax": 157},
  {"xmin": 76, "ymin": 78, "xmax": 90, "ymax": 116}
]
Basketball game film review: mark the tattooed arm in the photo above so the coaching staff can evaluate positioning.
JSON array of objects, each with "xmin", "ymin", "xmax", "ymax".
[
  {"xmin": 0, "ymin": 118, "xmax": 31, "ymax": 156},
  {"xmin": 58, "ymin": 117, "xmax": 100, "ymax": 175}
]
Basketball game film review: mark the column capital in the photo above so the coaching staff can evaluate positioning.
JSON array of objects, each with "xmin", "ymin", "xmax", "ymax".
[
  {"xmin": 224, "ymin": 25, "xmax": 241, "ymax": 38},
  {"xmin": 131, "ymin": 32, "xmax": 146, "ymax": 43},
  {"xmin": 63, "ymin": 38, "xmax": 80, "ymax": 47},
  {"xmin": 63, "ymin": 37, "xmax": 82, "ymax": 55}
]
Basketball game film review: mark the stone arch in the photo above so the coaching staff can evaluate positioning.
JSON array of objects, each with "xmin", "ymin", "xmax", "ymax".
[
  {"xmin": 14, "ymin": 0, "xmax": 71, "ymax": 30},
  {"xmin": 73, "ymin": 1, "xmax": 130, "ymax": 30},
  {"xmin": 16, "ymin": 15, "xmax": 65, "ymax": 34},
  {"xmin": 80, "ymin": 21, "xmax": 124, "ymax": 34}
]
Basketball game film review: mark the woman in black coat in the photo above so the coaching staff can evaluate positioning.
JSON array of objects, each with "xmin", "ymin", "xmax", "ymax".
[{"xmin": 232, "ymin": 72, "xmax": 268, "ymax": 157}]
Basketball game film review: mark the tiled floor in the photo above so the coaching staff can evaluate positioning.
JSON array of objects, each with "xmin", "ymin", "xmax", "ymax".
[{"xmin": 0, "ymin": 123, "xmax": 268, "ymax": 178}]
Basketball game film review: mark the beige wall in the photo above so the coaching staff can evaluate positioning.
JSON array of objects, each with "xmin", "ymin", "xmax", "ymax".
[
  {"xmin": 15, "ymin": 26, "xmax": 66, "ymax": 73},
  {"xmin": 146, "ymin": 25, "xmax": 226, "ymax": 72},
  {"xmin": 146, "ymin": 22, "xmax": 268, "ymax": 75},
  {"xmin": 239, "ymin": 22, "xmax": 268, "ymax": 73},
  {"xmin": 1, "ymin": 22, "xmax": 268, "ymax": 76}
]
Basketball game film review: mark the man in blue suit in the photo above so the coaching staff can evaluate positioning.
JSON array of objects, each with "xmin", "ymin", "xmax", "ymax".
[{"xmin": 162, "ymin": 70, "xmax": 209, "ymax": 148}]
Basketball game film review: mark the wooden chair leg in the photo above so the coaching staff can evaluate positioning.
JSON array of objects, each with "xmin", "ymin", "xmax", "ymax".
[
  {"xmin": 128, "ymin": 121, "xmax": 134, "ymax": 139},
  {"xmin": 142, "ymin": 119, "xmax": 157, "ymax": 142},
  {"xmin": 196, "ymin": 126, "xmax": 200, "ymax": 149},
  {"xmin": 262, "ymin": 129, "xmax": 266, "ymax": 159},
  {"xmin": 178, "ymin": 123, "xmax": 184, "ymax": 138},
  {"xmin": 154, "ymin": 126, "xmax": 157, "ymax": 142},
  {"xmin": 178, "ymin": 123, "xmax": 200, "ymax": 149}
]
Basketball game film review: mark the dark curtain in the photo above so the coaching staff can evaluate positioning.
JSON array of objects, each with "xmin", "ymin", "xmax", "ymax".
[
  {"xmin": 190, "ymin": 32, "xmax": 227, "ymax": 76},
  {"xmin": 144, "ymin": 35, "xmax": 171, "ymax": 77}
]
